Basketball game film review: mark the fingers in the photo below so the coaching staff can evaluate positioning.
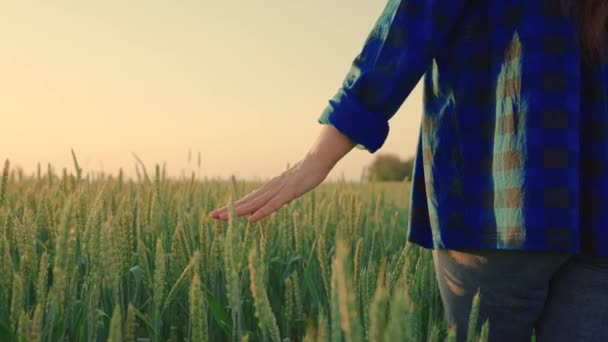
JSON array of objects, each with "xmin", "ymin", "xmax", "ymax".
[
  {"xmin": 218, "ymin": 188, "xmax": 277, "ymax": 221},
  {"xmin": 248, "ymin": 190, "xmax": 294, "ymax": 224},
  {"xmin": 210, "ymin": 192, "xmax": 258, "ymax": 219},
  {"xmin": 209, "ymin": 177, "xmax": 280, "ymax": 219},
  {"xmin": 208, "ymin": 160, "xmax": 316, "ymax": 223},
  {"xmin": 209, "ymin": 176, "xmax": 284, "ymax": 221}
]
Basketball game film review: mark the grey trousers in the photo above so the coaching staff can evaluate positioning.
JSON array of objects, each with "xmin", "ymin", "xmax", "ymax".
[{"xmin": 432, "ymin": 248, "xmax": 608, "ymax": 341}]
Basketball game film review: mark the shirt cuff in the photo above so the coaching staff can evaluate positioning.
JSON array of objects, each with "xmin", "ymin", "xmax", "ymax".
[{"xmin": 317, "ymin": 88, "xmax": 389, "ymax": 153}]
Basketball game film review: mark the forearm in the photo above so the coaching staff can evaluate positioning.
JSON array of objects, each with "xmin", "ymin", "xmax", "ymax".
[{"xmin": 303, "ymin": 124, "xmax": 356, "ymax": 174}]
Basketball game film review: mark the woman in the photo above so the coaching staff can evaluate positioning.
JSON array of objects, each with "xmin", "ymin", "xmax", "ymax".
[{"xmin": 210, "ymin": 0, "xmax": 608, "ymax": 340}]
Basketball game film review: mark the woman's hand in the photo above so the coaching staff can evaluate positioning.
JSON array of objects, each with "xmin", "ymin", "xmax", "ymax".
[
  {"xmin": 209, "ymin": 125, "xmax": 356, "ymax": 223},
  {"xmin": 208, "ymin": 156, "xmax": 328, "ymax": 223}
]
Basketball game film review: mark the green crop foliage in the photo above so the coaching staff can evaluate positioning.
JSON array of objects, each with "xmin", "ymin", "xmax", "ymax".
[{"xmin": 0, "ymin": 160, "xmax": 490, "ymax": 342}]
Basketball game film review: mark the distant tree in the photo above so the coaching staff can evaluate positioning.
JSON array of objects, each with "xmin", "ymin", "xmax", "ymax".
[{"xmin": 365, "ymin": 153, "xmax": 415, "ymax": 182}]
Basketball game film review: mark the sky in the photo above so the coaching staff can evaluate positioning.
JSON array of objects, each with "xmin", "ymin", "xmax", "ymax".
[{"xmin": 0, "ymin": 1, "xmax": 424, "ymax": 181}]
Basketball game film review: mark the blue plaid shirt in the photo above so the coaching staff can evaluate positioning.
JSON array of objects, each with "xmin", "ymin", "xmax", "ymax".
[{"xmin": 318, "ymin": 0, "xmax": 608, "ymax": 256}]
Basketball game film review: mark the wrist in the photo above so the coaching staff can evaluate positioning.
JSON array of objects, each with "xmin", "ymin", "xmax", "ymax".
[{"xmin": 304, "ymin": 124, "xmax": 356, "ymax": 175}]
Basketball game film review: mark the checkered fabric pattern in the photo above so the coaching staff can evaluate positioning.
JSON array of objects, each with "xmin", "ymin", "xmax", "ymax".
[{"xmin": 318, "ymin": 0, "xmax": 608, "ymax": 256}]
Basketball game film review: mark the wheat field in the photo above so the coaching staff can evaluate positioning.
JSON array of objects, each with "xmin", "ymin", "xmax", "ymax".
[{"xmin": 0, "ymin": 157, "xmax": 489, "ymax": 342}]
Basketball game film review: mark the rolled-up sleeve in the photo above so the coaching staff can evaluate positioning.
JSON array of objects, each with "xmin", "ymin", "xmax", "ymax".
[{"xmin": 318, "ymin": 0, "xmax": 469, "ymax": 153}]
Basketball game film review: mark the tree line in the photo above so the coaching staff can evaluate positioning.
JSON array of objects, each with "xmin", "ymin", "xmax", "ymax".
[{"xmin": 363, "ymin": 153, "xmax": 415, "ymax": 182}]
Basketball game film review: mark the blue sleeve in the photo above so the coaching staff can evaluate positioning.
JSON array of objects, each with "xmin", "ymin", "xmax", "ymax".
[{"xmin": 318, "ymin": 0, "xmax": 469, "ymax": 153}]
